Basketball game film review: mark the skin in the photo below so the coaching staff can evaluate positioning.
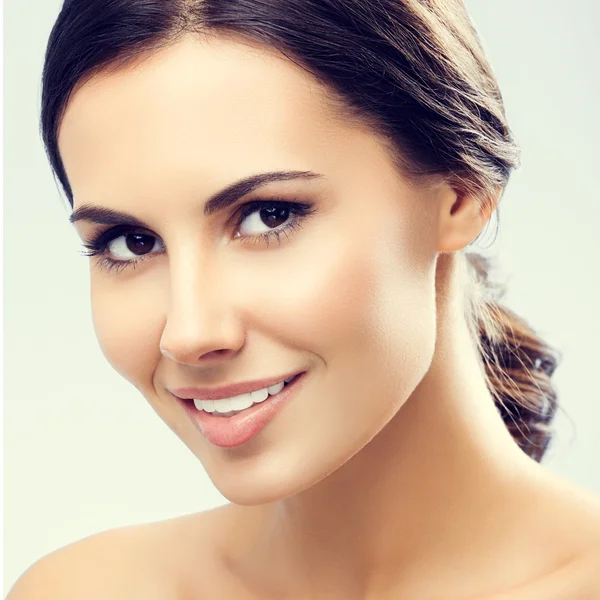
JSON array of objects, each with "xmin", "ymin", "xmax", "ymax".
[{"xmin": 51, "ymin": 33, "xmax": 600, "ymax": 599}]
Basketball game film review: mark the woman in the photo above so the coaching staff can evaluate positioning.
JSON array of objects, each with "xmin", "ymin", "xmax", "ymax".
[{"xmin": 10, "ymin": 0, "xmax": 600, "ymax": 598}]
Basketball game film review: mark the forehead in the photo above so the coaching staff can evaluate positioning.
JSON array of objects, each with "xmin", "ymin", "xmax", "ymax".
[{"xmin": 58, "ymin": 34, "xmax": 368, "ymax": 200}]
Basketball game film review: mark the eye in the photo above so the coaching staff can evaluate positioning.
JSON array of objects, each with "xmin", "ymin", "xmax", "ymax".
[
  {"xmin": 232, "ymin": 199, "xmax": 316, "ymax": 248},
  {"xmin": 105, "ymin": 231, "xmax": 163, "ymax": 261},
  {"xmin": 79, "ymin": 225, "xmax": 165, "ymax": 274},
  {"xmin": 236, "ymin": 203, "xmax": 294, "ymax": 237}
]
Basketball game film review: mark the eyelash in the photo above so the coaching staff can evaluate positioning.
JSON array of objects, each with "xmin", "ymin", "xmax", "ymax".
[{"xmin": 79, "ymin": 198, "xmax": 316, "ymax": 274}]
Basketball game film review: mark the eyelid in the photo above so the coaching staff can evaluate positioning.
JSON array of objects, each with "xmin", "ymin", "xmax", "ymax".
[
  {"xmin": 82, "ymin": 223, "xmax": 159, "ymax": 249},
  {"xmin": 231, "ymin": 196, "xmax": 308, "ymax": 222}
]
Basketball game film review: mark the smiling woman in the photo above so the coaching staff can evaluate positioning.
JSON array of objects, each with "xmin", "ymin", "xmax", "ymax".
[{"xmin": 8, "ymin": 0, "xmax": 600, "ymax": 599}]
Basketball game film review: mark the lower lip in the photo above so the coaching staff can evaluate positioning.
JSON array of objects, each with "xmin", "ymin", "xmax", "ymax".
[{"xmin": 178, "ymin": 372, "xmax": 307, "ymax": 448}]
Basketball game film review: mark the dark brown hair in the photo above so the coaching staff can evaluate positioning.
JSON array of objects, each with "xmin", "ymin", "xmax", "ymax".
[{"xmin": 40, "ymin": 0, "xmax": 561, "ymax": 461}]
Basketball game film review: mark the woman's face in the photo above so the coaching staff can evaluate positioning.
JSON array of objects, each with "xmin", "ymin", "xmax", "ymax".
[{"xmin": 58, "ymin": 34, "xmax": 445, "ymax": 504}]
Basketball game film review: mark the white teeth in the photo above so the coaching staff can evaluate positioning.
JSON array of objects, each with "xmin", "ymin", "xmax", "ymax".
[
  {"xmin": 251, "ymin": 388, "xmax": 269, "ymax": 403},
  {"xmin": 192, "ymin": 377, "xmax": 292, "ymax": 414},
  {"xmin": 266, "ymin": 381, "xmax": 284, "ymax": 396},
  {"xmin": 229, "ymin": 393, "xmax": 256, "ymax": 411},
  {"xmin": 195, "ymin": 399, "xmax": 214, "ymax": 412},
  {"xmin": 213, "ymin": 398, "xmax": 233, "ymax": 413}
]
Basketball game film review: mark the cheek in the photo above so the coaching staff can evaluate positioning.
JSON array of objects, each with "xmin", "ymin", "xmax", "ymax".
[
  {"xmin": 90, "ymin": 276, "xmax": 161, "ymax": 392},
  {"xmin": 240, "ymin": 214, "xmax": 437, "ymax": 407},
  {"xmin": 326, "ymin": 242, "xmax": 435, "ymax": 412},
  {"xmin": 228, "ymin": 210, "xmax": 438, "ymax": 497}
]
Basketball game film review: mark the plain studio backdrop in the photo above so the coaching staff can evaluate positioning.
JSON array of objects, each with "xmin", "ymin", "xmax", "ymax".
[{"xmin": 3, "ymin": 0, "xmax": 599, "ymax": 594}]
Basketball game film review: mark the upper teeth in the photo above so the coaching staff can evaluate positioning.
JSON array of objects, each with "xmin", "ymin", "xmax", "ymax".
[{"xmin": 193, "ymin": 375, "xmax": 295, "ymax": 413}]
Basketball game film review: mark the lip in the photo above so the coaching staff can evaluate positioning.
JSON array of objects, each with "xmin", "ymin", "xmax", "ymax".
[
  {"xmin": 177, "ymin": 371, "xmax": 308, "ymax": 448},
  {"xmin": 170, "ymin": 370, "xmax": 304, "ymax": 401}
]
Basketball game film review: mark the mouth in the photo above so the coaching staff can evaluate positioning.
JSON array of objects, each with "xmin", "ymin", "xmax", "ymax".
[
  {"xmin": 178, "ymin": 371, "xmax": 308, "ymax": 448},
  {"xmin": 188, "ymin": 372, "xmax": 301, "ymax": 417}
]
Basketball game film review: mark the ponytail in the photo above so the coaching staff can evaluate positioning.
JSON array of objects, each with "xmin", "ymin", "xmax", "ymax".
[{"xmin": 464, "ymin": 252, "xmax": 561, "ymax": 462}]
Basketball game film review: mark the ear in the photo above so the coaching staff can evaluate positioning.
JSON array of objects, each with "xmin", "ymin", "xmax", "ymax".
[{"xmin": 436, "ymin": 184, "xmax": 501, "ymax": 253}]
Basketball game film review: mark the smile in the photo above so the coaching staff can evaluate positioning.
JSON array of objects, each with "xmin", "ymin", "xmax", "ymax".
[
  {"xmin": 178, "ymin": 371, "xmax": 308, "ymax": 448},
  {"xmin": 192, "ymin": 375, "xmax": 296, "ymax": 417}
]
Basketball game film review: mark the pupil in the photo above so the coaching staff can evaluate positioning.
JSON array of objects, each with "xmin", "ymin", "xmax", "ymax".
[
  {"xmin": 261, "ymin": 206, "xmax": 289, "ymax": 228},
  {"xmin": 126, "ymin": 233, "xmax": 154, "ymax": 255}
]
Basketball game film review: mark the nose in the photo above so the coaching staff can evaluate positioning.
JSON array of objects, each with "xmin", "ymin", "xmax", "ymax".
[{"xmin": 159, "ymin": 260, "xmax": 245, "ymax": 365}]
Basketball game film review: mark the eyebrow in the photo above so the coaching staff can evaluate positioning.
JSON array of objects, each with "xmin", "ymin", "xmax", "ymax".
[{"xmin": 69, "ymin": 170, "xmax": 324, "ymax": 227}]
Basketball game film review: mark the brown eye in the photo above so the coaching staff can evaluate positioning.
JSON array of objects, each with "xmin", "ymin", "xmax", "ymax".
[
  {"xmin": 260, "ymin": 205, "xmax": 290, "ymax": 227},
  {"xmin": 231, "ymin": 199, "xmax": 316, "ymax": 246},
  {"xmin": 237, "ymin": 204, "xmax": 291, "ymax": 236},
  {"xmin": 122, "ymin": 233, "xmax": 156, "ymax": 255},
  {"xmin": 106, "ymin": 232, "xmax": 162, "ymax": 260}
]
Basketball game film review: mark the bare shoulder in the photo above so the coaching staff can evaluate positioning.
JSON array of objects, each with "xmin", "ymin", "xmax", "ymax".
[
  {"xmin": 479, "ymin": 470, "xmax": 600, "ymax": 600},
  {"xmin": 474, "ymin": 546, "xmax": 600, "ymax": 600},
  {"xmin": 5, "ymin": 511, "xmax": 220, "ymax": 600},
  {"xmin": 540, "ymin": 472, "xmax": 600, "ymax": 546},
  {"xmin": 532, "ymin": 472, "xmax": 600, "ymax": 594}
]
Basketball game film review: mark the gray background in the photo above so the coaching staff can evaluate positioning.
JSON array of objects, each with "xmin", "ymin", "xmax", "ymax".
[{"xmin": 4, "ymin": 0, "xmax": 599, "ymax": 594}]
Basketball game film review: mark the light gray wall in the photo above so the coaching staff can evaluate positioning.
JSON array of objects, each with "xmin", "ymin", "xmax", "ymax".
[{"xmin": 4, "ymin": 0, "xmax": 599, "ymax": 594}]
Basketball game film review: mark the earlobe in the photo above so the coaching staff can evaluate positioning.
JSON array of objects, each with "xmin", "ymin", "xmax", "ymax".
[{"xmin": 436, "ymin": 186, "xmax": 499, "ymax": 253}]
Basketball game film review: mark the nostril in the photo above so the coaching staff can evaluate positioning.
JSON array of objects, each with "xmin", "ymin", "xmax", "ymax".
[{"xmin": 202, "ymin": 349, "xmax": 235, "ymax": 359}]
